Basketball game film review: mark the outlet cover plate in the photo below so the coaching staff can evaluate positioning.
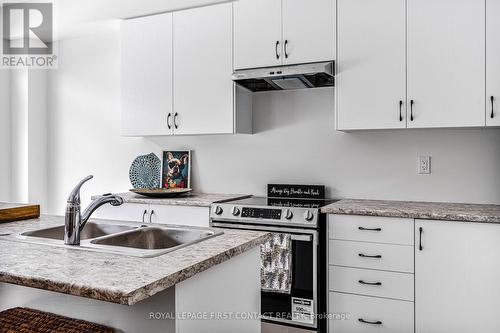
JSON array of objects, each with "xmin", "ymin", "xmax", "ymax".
[{"xmin": 418, "ymin": 155, "xmax": 431, "ymax": 174}]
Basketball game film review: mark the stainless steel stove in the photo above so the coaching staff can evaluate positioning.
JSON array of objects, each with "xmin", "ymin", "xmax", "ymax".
[{"xmin": 210, "ymin": 196, "xmax": 337, "ymax": 333}]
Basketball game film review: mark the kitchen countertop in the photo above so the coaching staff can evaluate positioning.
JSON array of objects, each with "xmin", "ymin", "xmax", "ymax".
[
  {"xmin": 321, "ymin": 199, "xmax": 500, "ymax": 223},
  {"xmin": 91, "ymin": 192, "xmax": 251, "ymax": 207},
  {"xmin": 0, "ymin": 215, "xmax": 268, "ymax": 305}
]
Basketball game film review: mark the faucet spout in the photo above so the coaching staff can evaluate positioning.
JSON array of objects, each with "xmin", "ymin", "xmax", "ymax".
[
  {"xmin": 64, "ymin": 175, "xmax": 123, "ymax": 245},
  {"xmin": 80, "ymin": 194, "xmax": 124, "ymax": 229}
]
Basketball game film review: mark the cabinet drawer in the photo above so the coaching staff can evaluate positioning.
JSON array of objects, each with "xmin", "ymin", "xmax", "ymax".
[
  {"xmin": 329, "ymin": 240, "xmax": 414, "ymax": 273},
  {"xmin": 329, "ymin": 215, "xmax": 414, "ymax": 245},
  {"xmin": 329, "ymin": 292, "xmax": 414, "ymax": 333},
  {"xmin": 150, "ymin": 205, "xmax": 209, "ymax": 227},
  {"xmin": 329, "ymin": 266, "xmax": 414, "ymax": 301}
]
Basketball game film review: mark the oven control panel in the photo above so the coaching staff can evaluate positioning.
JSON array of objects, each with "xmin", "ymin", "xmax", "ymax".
[
  {"xmin": 210, "ymin": 204, "xmax": 319, "ymax": 227},
  {"xmin": 241, "ymin": 207, "xmax": 282, "ymax": 220}
]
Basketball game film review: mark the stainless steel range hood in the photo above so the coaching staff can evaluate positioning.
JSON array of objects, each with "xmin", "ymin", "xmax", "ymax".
[{"xmin": 232, "ymin": 61, "xmax": 334, "ymax": 92}]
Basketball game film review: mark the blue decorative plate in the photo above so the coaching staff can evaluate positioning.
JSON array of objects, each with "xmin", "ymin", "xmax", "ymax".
[{"xmin": 129, "ymin": 153, "xmax": 161, "ymax": 189}]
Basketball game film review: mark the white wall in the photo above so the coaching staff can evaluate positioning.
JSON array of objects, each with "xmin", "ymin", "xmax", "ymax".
[
  {"xmin": 10, "ymin": 70, "xmax": 29, "ymax": 203},
  {"xmin": 27, "ymin": 71, "xmax": 48, "ymax": 209},
  {"xmin": 45, "ymin": 26, "xmax": 500, "ymax": 214},
  {"xmin": 0, "ymin": 70, "xmax": 10, "ymax": 202}
]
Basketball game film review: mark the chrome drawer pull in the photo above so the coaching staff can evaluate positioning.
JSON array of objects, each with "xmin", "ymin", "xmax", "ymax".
[
  {"xmin": 359, "ymin": 318, "xmax": 382, "ymax": 325},
  {"xmin": 358, "ymin": 280, "xmax": 382, "ymax": 286},
  {"xmin": 358, "ymin": 226, "xmax": 382, "ymax": 231},
  {"xmin": 358, "ymin": 253, "xmax": 382, "ymax": 259}
]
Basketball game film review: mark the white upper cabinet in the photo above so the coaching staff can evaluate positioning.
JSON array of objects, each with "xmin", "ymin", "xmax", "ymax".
[
  {"xmin": 415, "ymin": 220, "xmax": 500, "ymax": 333},
  {"xmin": 282, "ymin": 0, "xmax": 336, "ymax": 65},
  {"xmin": 234, "ymin": 0, "xmax": 282, "ymax": 70},
  {"xmin": 234, "ymin": 0, "xmax": 336, "ymax": 70},
  {"xmin": 487, "ymin": 0, "xmax": 500, "ymax": 126},
  {"xmin": 337, "ymin": 0, "xmax": 488, "ymax": 130},
  {"xmin": 173, "ymin": 3, "xmax": 235, "ymax": 135},
  {"xmin": 121, "ymin": 3, "xmax": 251, "ymax": 136},
  {"xmin": 121, "ymin": 13, "xmax": 173, "ymax": 136},
  {"xmin": 407, "ymin": 0, "xmax": 485, "ymax": 128},
  {"xmin": 336, "ymin": 0, "xmax": 406, "ymax": 130}
]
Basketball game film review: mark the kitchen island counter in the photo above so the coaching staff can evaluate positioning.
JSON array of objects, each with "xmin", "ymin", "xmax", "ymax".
[{"xmin": 0, "ymin": 215, "xmax": 267, "ymax": 305}]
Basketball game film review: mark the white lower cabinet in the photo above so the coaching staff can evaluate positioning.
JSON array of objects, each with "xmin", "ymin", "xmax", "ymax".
[
  {"xmin": 328, "ymin": 215, "xmax": 414, "ymax": 332},
  {"xmin": 93, "ymin": 203, "xmax": 149, "ymax": 223},
  {"xmin": 329, "ymin": 292, "xmax": 414, "ymax": 333},
  {"xmin": 93, "ymin": 203, "xmax": 210, "ymax": 227},
  {"xmin": 415, "ymin": 220, "xmax": 500, "ymax": 333},
  {"xmin": 149, "ymin": 205, "xmax": 209, "ymax": 227}
]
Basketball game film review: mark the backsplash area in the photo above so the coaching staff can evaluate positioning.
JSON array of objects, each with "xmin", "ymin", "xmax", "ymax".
[{"xmin": 44, "ymin": 28, "xmax": 500, "ymax": 214}]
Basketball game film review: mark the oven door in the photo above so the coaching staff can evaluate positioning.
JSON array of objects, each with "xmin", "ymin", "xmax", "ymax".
[{"xmin": 211, "ymin": 222, "xmax": 318, "ymax": 331}]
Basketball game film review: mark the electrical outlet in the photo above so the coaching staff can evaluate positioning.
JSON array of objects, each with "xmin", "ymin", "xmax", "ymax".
[{"xmin": 418, "ymin": 155, "xmax": 431, "ymax": 174}]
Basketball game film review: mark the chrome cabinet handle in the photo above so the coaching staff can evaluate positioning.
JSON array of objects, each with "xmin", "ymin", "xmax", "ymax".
[
  {"xmin": 410, "ymin": 99, "xmax": 415, "ymax": 121},
  {"xmin": 149, "ymin": 210, "xmax": 154, "ymax": 223},
  {"xmin": 142, "ymin": 209, "xmax": 148, "ymax": 223},
  {"xmin": 358, "ymin": 253, "xmax": 382, "ymax": 259},
  {"xmin": 358, "ymin": 226, "xmax": 382, "ymax": 232},
  {"xmin": 358, "ymin": 280, "xmax": 382, "ymax": 286},
  {"xmin": 174, "ymin": 113, "xmax": 178, "ymax": 129},
  {"xmin": 284, "ymin": 40, "xmax": 289, "ymax": 58},
  {"xmin": 419, "ymin": 227, "xmax": 423, "ymax": 251},
  {"xmin": 275, "ymin": 41, "xmax": 280, "ymax": 59},
  {"xmin": 358, "ymin": 318, "xmax": 382, "ymax": 325},
  {"xmin": 399, "ymin": 100, "xmax": 403, "ymax": 121},
  {"xmin": 167, "ymin": 113, "xmax": 172, "ymax": 129},
  {"xmin": 491, "ymin": 96, "xmax": 495, "ymax": 119}
]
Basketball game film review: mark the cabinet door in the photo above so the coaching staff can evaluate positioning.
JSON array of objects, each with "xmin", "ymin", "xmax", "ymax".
[
  {"xmin": 407, "ymin": 0, "xmax": 485, "ymax": 128},
  {"xmin": 121, "ymin": 14, "xmax": 173, "ymax": 136},
  {"xmin": 233, "ymin": 0, "xmax": 282, "ymax": 69},
  {"xmin": 415, "ymin": 220, "xmax": 500, "ymax": 333},
  {"xmin": 92, "ymin": 203, "xmax": 149, "ymax": 223},
  {"xmin": 149, "ymin": 205, "xmax": 210, "ymax": 227},
  {"xmin": 487, "ymin": 0, "xmax": 500, "ymax": 126},
  {"xmin": 173, "ymin": 3, "xmax": 234, "ymax": 135},
  {"xmin": 282, "ymin": 0, "xmax": 335, "ymax": 65},
  {"xmin": 336, "ymin": 0, "xmax": 406, "ymax": 130}
]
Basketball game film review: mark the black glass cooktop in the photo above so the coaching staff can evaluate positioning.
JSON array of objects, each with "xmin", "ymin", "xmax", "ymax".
[{"xmin": 227, "ymin": 197, "xmax": 338, "ymax": 209}]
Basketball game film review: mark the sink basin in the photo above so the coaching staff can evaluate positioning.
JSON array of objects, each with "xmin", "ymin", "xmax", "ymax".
[
  {"xmin": 91, "ymin": 227, "xmax": 220, "ymax": 250},
  {"xmin": 17, "ymin": 222, "xmax": 223, "ymax": 258},
  {"xmin": 21, "ymin": 222, "xmax": 137, "ymax": 241}
]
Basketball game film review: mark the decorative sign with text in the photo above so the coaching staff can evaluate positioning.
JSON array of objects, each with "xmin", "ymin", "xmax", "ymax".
[{"xmin": 267, "ymin": 184, "xmax": 325, "ymax": 199}]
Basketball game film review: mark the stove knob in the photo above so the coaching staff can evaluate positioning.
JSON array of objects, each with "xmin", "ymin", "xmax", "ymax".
[
  {"xmin": 303, "ymin": 210, "xmax": 314, "ymax": 222},
  {"xmin": 232, "ymin": 207, "xmax": 241, "ymax": 216},
  {"xmin": 284, "ymin": 209, "xmax": 294, "ymax": 220},
  {"xmin": 214, "ymin": 206, "xmax": 223, "ymax": 215}
]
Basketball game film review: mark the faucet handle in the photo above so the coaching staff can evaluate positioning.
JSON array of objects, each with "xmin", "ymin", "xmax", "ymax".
[{"xmin": 67, "ymin": 175, "xmax": 93, "ymax": 204}]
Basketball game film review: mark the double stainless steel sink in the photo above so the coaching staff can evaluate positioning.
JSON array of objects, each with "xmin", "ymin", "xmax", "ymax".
[{"xmin": 18, "ymin": 222, "xmax": 223, "ymax": 258}]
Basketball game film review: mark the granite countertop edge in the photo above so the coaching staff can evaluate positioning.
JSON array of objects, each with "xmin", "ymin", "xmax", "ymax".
[{"xmin": 320, "ymin": 199, "xmax": 500, "ymax": 223}]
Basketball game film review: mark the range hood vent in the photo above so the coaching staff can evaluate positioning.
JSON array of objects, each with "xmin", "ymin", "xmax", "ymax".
[{"xmin": 232, "ymin": 61, "xmax": 334, "ymax": 92}]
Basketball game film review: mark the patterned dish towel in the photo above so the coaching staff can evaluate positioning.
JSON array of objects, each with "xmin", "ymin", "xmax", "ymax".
[{"xmin": 261, "ymin": 233, "xmax": 292, "ymax": 294}]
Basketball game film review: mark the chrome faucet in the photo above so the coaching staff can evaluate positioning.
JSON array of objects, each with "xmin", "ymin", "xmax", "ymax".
[{"xmin": 64, "ymin": 175, "xmax": 124, "ymax": 245}]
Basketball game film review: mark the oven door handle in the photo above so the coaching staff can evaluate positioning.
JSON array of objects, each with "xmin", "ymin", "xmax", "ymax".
[{"xmin": 290, "ymin": 234, "xmax": 312, "ymax": 242}]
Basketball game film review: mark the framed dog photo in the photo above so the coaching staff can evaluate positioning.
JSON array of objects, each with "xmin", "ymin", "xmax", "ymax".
[{"xmin": 162, "ymin": 150, "xmax": 191, "ymax": 189}]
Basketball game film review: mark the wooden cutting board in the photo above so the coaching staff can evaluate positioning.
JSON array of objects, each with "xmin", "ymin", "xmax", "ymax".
[{"xmin": 0, "ymin": 203, "xmax": 40, "ymax": 223}]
